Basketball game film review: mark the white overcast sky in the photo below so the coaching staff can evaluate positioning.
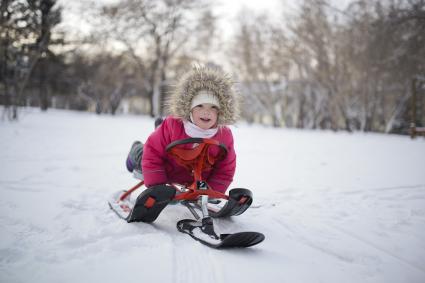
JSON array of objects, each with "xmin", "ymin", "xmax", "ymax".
[
  {"xmin": 57, "ymin": 0, "xmax": 290, "ymax": 38},
  {"xmin": 56, "ymin": 0, "xmax": 351, "ymax": 53}
]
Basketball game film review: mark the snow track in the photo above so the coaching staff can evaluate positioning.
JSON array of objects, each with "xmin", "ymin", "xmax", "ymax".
[{"xmin": 1, "ymin": 108, "xmax": 425, "ymax": 283}]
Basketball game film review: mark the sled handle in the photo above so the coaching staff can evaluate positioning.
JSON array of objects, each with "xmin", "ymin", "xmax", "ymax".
[
  {"xmin": 166, "ymin": 138, "xmax": 227, "ymax": 157},
  {"xmin": 166, "ymin": 138, "xmax": 227, "ymax": 186}
]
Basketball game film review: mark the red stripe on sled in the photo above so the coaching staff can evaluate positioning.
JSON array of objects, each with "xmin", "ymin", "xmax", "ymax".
[{"xmin": 144, "ymin": 196, "xmax": 156, "ymax": 208}]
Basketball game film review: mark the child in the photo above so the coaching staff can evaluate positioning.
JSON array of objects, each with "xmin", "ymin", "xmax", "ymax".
[{"xmin": 126, "ymin": 66, "xmax": 239, "ymax": 194}]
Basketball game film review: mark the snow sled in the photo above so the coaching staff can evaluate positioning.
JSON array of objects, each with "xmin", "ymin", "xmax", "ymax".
[{"xmin": 108, "ymin": 138, "xmax": 264, "ymax": 249}]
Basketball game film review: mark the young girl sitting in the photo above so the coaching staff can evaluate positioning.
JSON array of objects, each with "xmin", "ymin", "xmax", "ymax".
[{"xmin": 126, "ymin": 66, "xmax": 240, "ymax": 194}]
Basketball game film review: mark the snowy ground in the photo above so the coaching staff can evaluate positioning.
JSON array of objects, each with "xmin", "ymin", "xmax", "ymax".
[{"xmin": 1, "ymin": 108, "xmax": 425, "ymax": 283}]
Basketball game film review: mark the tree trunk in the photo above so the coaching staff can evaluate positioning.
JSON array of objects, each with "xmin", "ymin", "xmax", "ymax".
[{"xmin": 39, "ymin": 60, "xmax": 49, "ymax": 111}]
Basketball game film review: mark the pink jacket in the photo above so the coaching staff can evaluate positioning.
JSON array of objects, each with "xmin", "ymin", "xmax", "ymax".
[{"xmin": 142, "ymin": 116, "xmax": 236, "ymax": 193}]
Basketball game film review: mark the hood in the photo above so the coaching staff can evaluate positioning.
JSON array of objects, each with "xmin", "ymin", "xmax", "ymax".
[{"xmin": 166, "ymin": 66, "xmax": 240, "ymax": 125}]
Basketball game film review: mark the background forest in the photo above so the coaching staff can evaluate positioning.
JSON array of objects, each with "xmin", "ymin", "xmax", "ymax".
[{"xmin": 1, "ymin": 0, "xmax": 424, "ymax": 134}]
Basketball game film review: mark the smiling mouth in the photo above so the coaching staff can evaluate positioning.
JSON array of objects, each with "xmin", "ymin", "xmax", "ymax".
[{"xmin": 200, "ymin": 118, "xmax": 211, "ymax": 122}]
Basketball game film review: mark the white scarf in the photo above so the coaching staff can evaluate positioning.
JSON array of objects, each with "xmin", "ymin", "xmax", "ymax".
[{"xmin": 183, "ymin": 120, "xmax": 218, "ymax": 138}]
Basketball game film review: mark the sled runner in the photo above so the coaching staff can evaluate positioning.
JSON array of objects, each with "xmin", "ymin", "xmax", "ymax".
[{"xmin": 108, "ymin": 138, "xmax": 264, "ymax": 249}]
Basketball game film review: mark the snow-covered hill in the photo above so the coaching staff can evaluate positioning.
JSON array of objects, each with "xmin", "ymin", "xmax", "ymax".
[{"xmin": 1, "ymin": 108, "xmax": 425, "ymax": 283}]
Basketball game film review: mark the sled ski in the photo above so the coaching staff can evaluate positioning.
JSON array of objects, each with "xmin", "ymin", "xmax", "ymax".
[
  {"xmin": 177, "ymin": 218, "xmax": 265, "ymax": 249},
  {"xmin": 108, "ymin": 184, "xmax": 175, "ymax": 223},
  {"xmin": 127, "ymin": 184, "xmax": 176, "ymax": 222}
]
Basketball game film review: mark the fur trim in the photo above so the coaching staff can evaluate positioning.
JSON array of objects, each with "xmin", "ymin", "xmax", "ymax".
[{"xmin": 166, "ymin": 66, "xmax": 240, "ymax": 125}]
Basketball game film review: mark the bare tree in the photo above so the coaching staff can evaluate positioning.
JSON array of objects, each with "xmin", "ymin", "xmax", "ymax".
[
  {"xmin": 75, "ymin": 53, "xmax": 138, "ymax": 115},
  {"xmin": 341, "ymin": 0, "xmax": 425, "ymax": 133},
  {"xmin": 0, "ymin": 0, "xmax": 61, "ymax": 120},
  {"xmin": 226, "ymin": 0, "xmax": 424, "ymax": 134},
  {"xmin": 229, "ymin": 10, "xmax": 290, "ymax": 126},
  {"xmin": 97, "ymin": 0, "xmax": 214, "ymax": 117}
]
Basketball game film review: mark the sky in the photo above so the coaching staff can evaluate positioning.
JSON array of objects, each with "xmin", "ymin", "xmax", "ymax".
[
  {"xmin": 214, "ymin": 0, "xmax": 287, "ymax": 38},
  {"xmin": 57, "ymin": 0, "xmax": 352, "ymax": 42},
  {"xmin": 57, "ymin": 0, "xmax": 287, "ymax": 38},
  {"xmin": 55, "ymin": 0, "xmax": 352, "ymax": 68},
  {"xmin": 215, "ymin": 0, "xmax": 286, "ymax": 22},
  {"xmin": 55, "ymin": 0, "xmax": 288, "ymax": 67}
]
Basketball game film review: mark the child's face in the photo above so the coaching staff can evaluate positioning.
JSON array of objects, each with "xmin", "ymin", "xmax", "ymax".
[{"xmin": 191, "ymin": 103, "xmax": 219, "ymax": 130}]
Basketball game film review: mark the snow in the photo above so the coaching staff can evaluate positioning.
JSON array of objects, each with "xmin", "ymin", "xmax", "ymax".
[{"xmin": 1, "ymin": 108, "xmax": 425, "ymax": 283}]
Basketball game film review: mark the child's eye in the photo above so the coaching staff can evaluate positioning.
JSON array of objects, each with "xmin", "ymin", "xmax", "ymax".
[{"xmin": 211, "ymin": 106, "xmax": 219, "ymax": 110}]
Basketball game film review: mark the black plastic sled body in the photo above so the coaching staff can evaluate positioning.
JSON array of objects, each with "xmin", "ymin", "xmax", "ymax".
[{"xmin": 109, "ymin": 184, "xmax": 176, "ymax": 223}]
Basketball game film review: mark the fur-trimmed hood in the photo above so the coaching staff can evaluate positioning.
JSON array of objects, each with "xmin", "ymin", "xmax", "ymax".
[{"xmin": 166, "ymin": 66, "xmax": 240, "ymax": 125}]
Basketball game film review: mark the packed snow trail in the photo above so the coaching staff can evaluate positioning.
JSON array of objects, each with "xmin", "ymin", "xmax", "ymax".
[{"xmin": 1, "ymin": 108, "xmax": 425, "ymax": 283}]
